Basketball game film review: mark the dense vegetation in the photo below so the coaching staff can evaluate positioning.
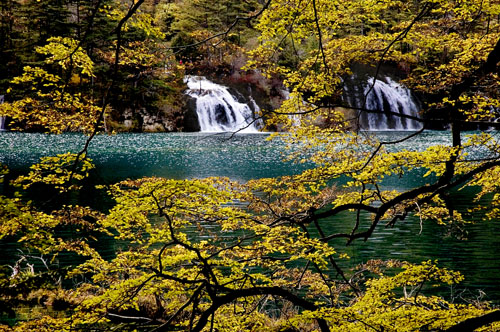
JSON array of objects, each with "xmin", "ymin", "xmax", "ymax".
[
  {"xmin": 1, "ymin": 0, "xmax": 500, "ymax": 331},
  {"xmin": 0, "ymin": 0, "xmax": 260, "ymax": 132}
]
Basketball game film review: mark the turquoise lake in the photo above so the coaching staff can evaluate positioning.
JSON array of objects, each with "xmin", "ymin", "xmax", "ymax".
[{"xmin": 0, "ymin": 131, "xmax": 499, "ymax": 303}]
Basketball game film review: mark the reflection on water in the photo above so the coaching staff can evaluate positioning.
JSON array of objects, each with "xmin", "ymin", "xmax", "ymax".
[
  {"xmin": 0, "ymin": 131, "xmax": 499, "ymax": 302},
  {"xmin": 0, "ymin": 132, "xmax": 307, "ymax": 182}
]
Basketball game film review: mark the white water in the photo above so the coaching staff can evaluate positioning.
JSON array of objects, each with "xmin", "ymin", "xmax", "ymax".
[
  {"xmin": 348, "ymin": 77, "xmax": 423, "ymax": 131},
  {"xmin": 0, "ymin": 95, "xmax": 5, "ymax": 131},
  {"xmin": 184, "ymin": 76, "xmax": 260, "ymax": 133},
  {"xmin": 183, "ymin": 75, "xmax": 421, "ymax": 132}
]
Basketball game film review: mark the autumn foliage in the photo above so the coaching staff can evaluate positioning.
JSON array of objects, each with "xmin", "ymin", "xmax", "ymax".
[{"xmin": 1, "ymin": 0, "xmax": 500, "ymax": 331}]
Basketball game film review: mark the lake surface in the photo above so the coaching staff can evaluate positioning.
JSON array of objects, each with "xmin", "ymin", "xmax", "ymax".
[
  {"xmin": 0, "ymin": 131, "xmax": 499, "ymax": 302},
  {"xmin": 0, "ymin": 132, "xmax": 306, "ymax": 182}
]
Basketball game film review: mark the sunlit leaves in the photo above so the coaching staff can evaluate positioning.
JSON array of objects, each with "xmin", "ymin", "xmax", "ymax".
[
  {"xmin": 13, "ymin": 153, "xmax": 94, "ymax": 192},
  {"xmin": 100, "ymin": 1, "xmax": 165, "ymax": 39},
  {"xmin": 3, "ymin": 37, "xmax": 102, "ymax": 134},
  {"xmin": 284, "ymin": 261, "xmax": 495, "ymax": 332},
  {"xmin": 35, "ymin": 37, "xmax": 95, "ymax": 77},
  {"xmin": 3, "ymin": 165, "xmax": 499, "ymax": 331}
]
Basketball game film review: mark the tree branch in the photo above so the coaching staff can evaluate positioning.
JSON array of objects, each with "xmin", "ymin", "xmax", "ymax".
[
  {"xmin": 191, "ymin": 286, "xmax": 329, "ymax": 332},
  {"xmin": 444, "ymin": 310, "xmax": 500, "ymax": 332}
]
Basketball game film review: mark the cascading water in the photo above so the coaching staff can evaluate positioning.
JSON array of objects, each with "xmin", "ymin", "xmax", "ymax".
[
  {"xmin": 346, "ymin": 76, "xmax": 422, "ymax": 131},
  {"xmin": 0, "ymin": 95, "xmax": 5, "ymax": 131},
  {"xmin": 184, "ymin": 76, "xmax": 261, "ymax": 133}
]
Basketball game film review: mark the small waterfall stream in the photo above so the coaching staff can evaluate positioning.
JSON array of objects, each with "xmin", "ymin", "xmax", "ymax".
[
  {"xmin": 346, "ymin": 77, "xmax": 422, "ymax": 131},
  {"xmin": 184, "ymin": 76, "xmax": 260, "ymax": 133},
  {"xmin": 0, "ymin": 95, "xmax": 5, "ymax": 131}
]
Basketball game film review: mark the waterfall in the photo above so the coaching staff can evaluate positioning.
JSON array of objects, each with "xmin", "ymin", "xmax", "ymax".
[
  {"xmin": 0, "ymin": 95, "xmax": 5, "ymax": 131},
  {"xmin": 279, "ymin": 88, "xmax": 302, "ymax": 126},
  {"xmin": 184, "ymin": 76, "xmax": 261, "ymax": 133},
  {"xmin": 346, "ymin": 77, "xmax": 422, "ymax": 131}
]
